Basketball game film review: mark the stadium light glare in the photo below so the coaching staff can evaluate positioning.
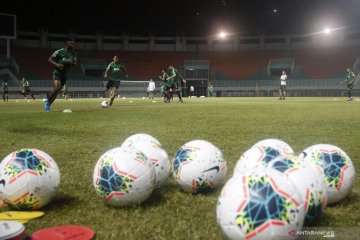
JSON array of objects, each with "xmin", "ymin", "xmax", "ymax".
[
  {"xmin": 218, "ymin": 31, "xmax": 227, "ymax": 39},
  {"xmin": 323, "ymin": 27, "xmax": 331, "ymax": 34}
]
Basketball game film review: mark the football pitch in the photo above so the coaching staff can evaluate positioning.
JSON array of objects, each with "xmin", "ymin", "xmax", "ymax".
[{"xmin": 0, "ymin": 97, "xmax": 359, "ymax": 239}]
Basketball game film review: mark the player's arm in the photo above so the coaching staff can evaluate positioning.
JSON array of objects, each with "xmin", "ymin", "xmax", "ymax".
[
  {"xmin": 48, "ymin": 53, "xmax": 63, "ymax": 69},
  {"xmin": 71, "ymin": 55, "xmax": 77, "ymax": 66},
  {"xmin": 121, "ymin": 66, "xmax": 128, "ymax": 77},
  {"xmin": 166, "ymin": 70, "xmax": 176, "ymax": 81},
  {"xmin": 177, "ymin": 72, "xmax": 187, "ymax": 83},
  {"xmin": 104, "ymin": 64, "xmax": 111, "ymax": 78}
]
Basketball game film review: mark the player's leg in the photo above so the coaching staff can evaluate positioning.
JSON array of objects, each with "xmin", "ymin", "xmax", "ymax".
[
  {"xmin": 105, "ymin": 81, "xmax": 111, "ymax": 96},
  {"xmin": 173, "ymin": 82, "xmax": 183, "ymax": 103},
  {"xmin": 47, "ymin": 80, "xmax": 62, "ymax": 105},
  {"xmin": 278, "ymin": 88, "xmax": 282, "ymax": 99},
  {"xmin": 6, "ymin": 93, "xmax": 8, "ymax": 101},
  {"xmin": 109, "ymin": 87, "xmax": 117, "ymax": 106},
  {"xmin": 45, "ymin": 75, "xmax": 63, "ymax": 112},
  {"xmin": 30, "ymin": 90, "xmax": 36, "ymax": 101},
  {"xmin": 347, "ymin": 85, "xmax": 353, "ymax": 100},
  {"xmin": 21, "ymin": 90, "xmax": 27, "ymax": 100},
  {"xmin": 2, "ymin": 93, "xmax": 5, "ymax": 102}
]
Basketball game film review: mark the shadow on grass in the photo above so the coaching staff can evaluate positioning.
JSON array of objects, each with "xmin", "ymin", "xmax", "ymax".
[
  {"xmin": 6, "ymin": 126, "xmax": 63, "ymax": 135},
  {"xmin": 42, "ymin": 194, "xmax": 78, "ymax": 211},
  {"xmin": 326, "ymin": 190, "xmax": 359, "ymax": 208}
]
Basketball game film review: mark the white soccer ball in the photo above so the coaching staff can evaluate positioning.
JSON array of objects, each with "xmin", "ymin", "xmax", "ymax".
[
  {"xmin": 253, "ymin": 139, "xmax": 295, "ymax": 157},
  {"xmin": 267, "ymin": 155, "xmax": 327, "ymax": 225},
  {"xmin": 121, "ymin": 133, "xmax": 162, "ymax": 148},
  {"xmin": 101, "ymin": 101, "xmax": 109, "ymax": 108},
  {"xmin": 216, "ymin": 168, "xmax": 305, "ymax": 240},
  {"xmin": 0, "ymin": 149, "xmax": 60, "ymax": 210},
  {"xmin": 126, "ymin": 141, "xmax": 170, "ymax": 188},
  {"xmin": 233, "ymin": 140, "xmax": 294, "ymax": 176},
  {"xmin": 172, "ymin": 140, "xmax": 227, "ymax": 193},
  {"xmin": 299, "ymin": 144, "xmax": 356, "ymax": 204},
  {"xmin": 93, "ymin": 147, "xmax": 155, "ymax": 207}
]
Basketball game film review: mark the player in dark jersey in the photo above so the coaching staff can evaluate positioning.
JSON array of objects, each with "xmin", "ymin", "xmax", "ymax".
[
  {"xmin": 20, "ymin": 77, "xmax": 35, "ymax": 101},
  {"xmin": 166, "ymin": 65, "xmax": 186, "ymax": 103},
  {"xmin": 45, "ymin": 39, "xmax": 77, "ymax": 112},
  {"xmin": 344, "ymin": 67, "xmax": 356, "ymax": 101},
  {"xmin": 104, "ymin": 55, "xmax": 128, "ymax": 106},
  {"xmin": 159, "ymin": 69, "xmax": 172, "ymax": 103},
  {"xmin": 1, "ymin": 79, "xmax": 9, "ymax": 102}
]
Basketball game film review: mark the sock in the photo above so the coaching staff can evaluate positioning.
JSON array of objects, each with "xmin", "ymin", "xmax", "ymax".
[{"xmin": 109, "ymin": 96, "xmax": 115, "ymax": 106}]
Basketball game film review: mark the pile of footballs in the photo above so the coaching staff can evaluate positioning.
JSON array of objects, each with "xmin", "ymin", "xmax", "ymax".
[
  {"xmin": 92, "ymin": 135, "xmax": 228, "ymax": 206},
  {"xmin": 216, "ymin": 139, "xmax": 356, "ymax": 240},
  {"xmin": 0, "ymin": 135, "xmax": 356, "ymax": 240}
]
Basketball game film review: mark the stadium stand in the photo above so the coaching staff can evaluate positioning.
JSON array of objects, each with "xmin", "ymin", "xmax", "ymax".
[
  {"xmin": 290, "ymin": 48, "xmax": 360, "ymax": 79},
  {"xmin": 11, "ymin": 47, "xmax": 53, "ymax": 80},
  {"xmin": 87, "ymin": 50, "xmax": 192, "ymax": 80},
  {"xmin": 201, "ymin": 50, "xmax": 284, "ymax": 80}
]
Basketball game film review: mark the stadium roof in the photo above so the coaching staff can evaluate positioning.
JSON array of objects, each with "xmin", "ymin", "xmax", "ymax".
[{"xmin": 2, "ymin": 0, "xmax": 360, "ymax": 36}]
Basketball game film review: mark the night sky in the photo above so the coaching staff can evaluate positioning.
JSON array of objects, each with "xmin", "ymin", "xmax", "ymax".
[{"xmin": 2, "ymin": 0, "xmax": 360, "ymax": 36}]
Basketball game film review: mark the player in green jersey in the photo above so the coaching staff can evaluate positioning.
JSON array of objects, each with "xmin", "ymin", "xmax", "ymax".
[
  {"xmin": 344, "ymin": 67, "xmax": 356, "ymax": 101},
  {"xmin": 20, "ymin": 77, "xmax": 35, "ymax": 101},
  {"xmin": 166, "ymin": 65, "xmax": 186, "ymax": 103},
  {"xmin": 45, "ymin": 39, "xmax": 77, "ymax": 112},
  {"xmin": 104, "ymin": 55, "xmax": 128, "ymax": 106},
  {"xmin": 1, "ymin": 79, "xmax": 9, "ymax": 102},
  {"xmin": 159, "ymin": 69, "xmax": 172, "ymax": 103}
]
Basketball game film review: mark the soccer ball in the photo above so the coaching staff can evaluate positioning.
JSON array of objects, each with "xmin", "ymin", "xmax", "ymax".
[
  {"xmin": 299, "ymin": 144, "xmax": 356, "ymax": 204},
  {"xmin": 93, "ymin": 147, "xmax": 155, "ymax": 207},
  {"xmin": 267, "ymin": 155, "xmax": 327, "ymax": 225},
  {"xmin": 253, "ymin": 139, "xmax": 295, "ymax": 157},
  {"xmin": 172, "ymin": 140, "xmax": 227, "ymax": 193},
  {"xmin": 0, "ymin": 149, "xmax": 60, "ymax": 210},
  {"xmin": 101, "ymin": 101, "xmax": 109, "ymax": 108},
  {"xmin": 216, "ymin": 169, "xmax": 305, "ymax": 240},
  {"xmin": 233, "ymin": 140, "xmax": 294, "ymax": 176},
  {"xmin": 121, "ymin": 133, "xmax": 162, "ymax": 148},
  {"xmin": 126, "ymin": 141, "xmax": 170, "ymax": 188}
]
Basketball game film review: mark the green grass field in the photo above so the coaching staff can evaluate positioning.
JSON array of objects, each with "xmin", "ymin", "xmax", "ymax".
[{"xmin": 0, "ymin": 97, "xmax": 359, "ymax": 239}]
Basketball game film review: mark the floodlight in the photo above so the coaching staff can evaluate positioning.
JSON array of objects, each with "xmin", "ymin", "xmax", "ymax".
[
  {"xmin": 323, "ymin": 27, "xmax": 331, "ymax": 34},
  {"xmin": 218, "ymin": 31, "xmax": 227, "ymax": 39}
]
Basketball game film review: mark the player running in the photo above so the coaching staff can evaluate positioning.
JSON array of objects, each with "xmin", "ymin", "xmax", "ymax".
[
  {"xmin": 166, "ymin": 65, "xmax": 186, "ymax": 103},
  {"xmin": 104, "ymin": 55, "xmax": 128, "ymax": 106},
  {"xmin": 46, "ymin": 39, "xmax": 77, "ymax": 112},
  {"xmin": 344, "ymin": 67, "xmax": 356, "ymax": 101},
  {"xmin": 1, "ymin": 79, "xmax": 9, "ymax": 102},
  {"xmin": 20, "ymin": 77, "xmax": 36, "ymax": 101}
]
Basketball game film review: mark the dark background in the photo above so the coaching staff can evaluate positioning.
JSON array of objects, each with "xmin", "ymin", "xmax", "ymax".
[{"xmin": 2, "ymin": 0, "xmax": 360, "ymax": 36}]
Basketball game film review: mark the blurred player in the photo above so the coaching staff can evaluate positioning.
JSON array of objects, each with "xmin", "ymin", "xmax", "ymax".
[
  {"xmin": 46, "ymin": 39, "xmax": 77, "ymax": 112},
  {"xmin": 61, "ymin": 84, "xmax": 68, "ymax": 100},
  {"xmin": 278, "ymin": 70, "xmax": 287, "ymax": 100},
  {"xmin": 344, "ymin": 67, "xmax": 356, "ymax": 101},
  {"xmin": 104, "ymin": 55, "xmax": 128, "ymax": 106},
  {"xmin": 1, "ymin": 79, "xmax": 9, "ymax": 102},
  {"xmin": 159, "ymin": 69, "xmax": 171, "ymax": 103},
  {"xmin": 166, "ymin": 65, "xmax": 186, "ymax": 103},
  {"xmin": 147, "ymin": 79, "xmax": 155, "ymax": 99},
  {"xmin": 20, "ymin": 77, "xmax": 35, "ymax": 101}
]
